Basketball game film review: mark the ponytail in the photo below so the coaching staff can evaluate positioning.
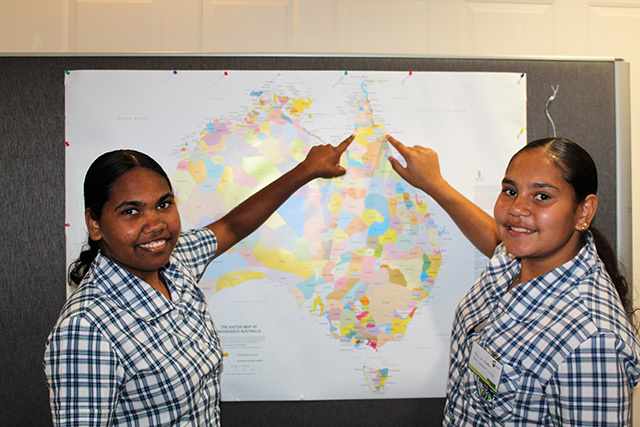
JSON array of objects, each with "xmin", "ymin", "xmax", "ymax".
[
  {"xmin": 589, "ymin": 227, "xmax": 637, "ymax": 329},
  {"xmin": 68, "ymin": 238, "xmax": 101, "ymax": 288}
]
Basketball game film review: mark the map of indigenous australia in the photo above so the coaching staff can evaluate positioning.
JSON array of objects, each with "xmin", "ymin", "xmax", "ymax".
[{"xmin": 65, "ymin": 70, "xmax": 526, "ymax": 400}]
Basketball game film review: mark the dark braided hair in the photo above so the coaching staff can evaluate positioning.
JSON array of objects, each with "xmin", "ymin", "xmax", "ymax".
[{"xmin": 68, "ymin": 150, "xmax": 172, "ymax": 286}]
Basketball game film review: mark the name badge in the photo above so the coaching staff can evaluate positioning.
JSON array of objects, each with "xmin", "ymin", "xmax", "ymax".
[{"xmin": 468, "ymin": 341, "xmax": 503, "ymax": 393}]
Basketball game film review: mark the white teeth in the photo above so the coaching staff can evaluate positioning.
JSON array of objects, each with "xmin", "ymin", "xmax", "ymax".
[
  {"xmin": 510, "ymin": 227, "xmax": 532, "ymax": 233},
  {"xmin": 140, "ymin": 240, "xmax": 165, "ymax": 249}
]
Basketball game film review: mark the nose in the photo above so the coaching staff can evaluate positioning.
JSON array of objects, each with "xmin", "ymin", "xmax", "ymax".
[
  {"xmin": 143, "ymin": 210, "xmax": 167, "ymax": 234},
  {"xmin": 508, "ymin": 195, "xmax": 530, "ymax": 217}
]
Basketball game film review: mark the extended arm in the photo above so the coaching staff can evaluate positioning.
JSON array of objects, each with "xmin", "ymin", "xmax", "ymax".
[
  {"xmin": 386, "ymin": 134, "xmax": 500, "ymax": 257},
  {"xmin": 207, "ymin": 134, "xmax": 355, "ymax": 257}
]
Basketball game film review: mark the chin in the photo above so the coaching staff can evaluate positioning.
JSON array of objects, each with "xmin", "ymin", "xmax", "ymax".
[{"xmin": 502, "ymin": 243, "xmax": 529, "ymax": 259}]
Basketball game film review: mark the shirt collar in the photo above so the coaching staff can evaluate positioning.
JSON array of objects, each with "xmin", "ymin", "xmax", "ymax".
[
  {"xmin": 493, "ymin": 232, "xmax": 597, "ymax": 324},
  {"xmin": 86, "ymin": 251, "xmax": 185, "ymax": 320}
]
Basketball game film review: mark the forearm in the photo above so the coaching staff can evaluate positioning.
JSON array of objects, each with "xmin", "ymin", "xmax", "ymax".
[
  {"xmin": 428, "ymin": 179, "xmax": 500, "ymax": 258},
  {"xmin": 208, "ymin": 135, "xmax": 354, "ymax": 255},
  {"xmin": 207, "ymin": 162, "xmax": 315, "ymax": 255},
  {"xmin": 386, "ymin": 135, "xmax": 500, "ymax": 257}
]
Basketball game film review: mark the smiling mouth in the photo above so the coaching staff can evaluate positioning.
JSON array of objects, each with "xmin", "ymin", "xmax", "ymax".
[
  {"xmin": 508, "ymin": 226, "xmax": 535, "ymax": 233},
  {"xmin": 138, "ymin": 239, "xmax": 167, "ymax": 249}
]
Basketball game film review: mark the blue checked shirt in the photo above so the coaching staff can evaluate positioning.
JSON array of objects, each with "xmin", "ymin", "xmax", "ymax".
[
  {"xmin": 443, "ymin": 232, "xmax": 640, "ymax": 426},
  {"xmin": 44, "ymin": 228, "xmax": 223, "ymax": 426}
]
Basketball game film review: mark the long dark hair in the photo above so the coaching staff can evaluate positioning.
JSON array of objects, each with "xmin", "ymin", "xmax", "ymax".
[
  {"xmin": 512, "ymin": 138, "xmax": 635, "ymax": 324},
  {"xmin": 68, "ymin": 150, "xmax": 172, "ymax": 286}
]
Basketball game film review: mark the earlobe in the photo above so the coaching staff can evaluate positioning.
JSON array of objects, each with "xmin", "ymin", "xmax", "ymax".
[
  {"xmin": 85, "ymin": 208, "xmax": 102, "ymax": 241},
  {"xmin": 575, "ymin": 195, "xmax": 598, "ymax": 231}
]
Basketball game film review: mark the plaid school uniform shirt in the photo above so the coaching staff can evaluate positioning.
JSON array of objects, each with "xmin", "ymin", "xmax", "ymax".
[
  {"xmin": 443, "ymin": 232, "xmax": 640, "ymax": 426},
  {"xmin": 44, "ymin": 228, "xmax": 223, "ymax": 426}
]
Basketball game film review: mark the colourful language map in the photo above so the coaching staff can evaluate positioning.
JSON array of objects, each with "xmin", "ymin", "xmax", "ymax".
[{"xmin": 65, "ymin": 70, "xmax": 526, "ymax": 400}]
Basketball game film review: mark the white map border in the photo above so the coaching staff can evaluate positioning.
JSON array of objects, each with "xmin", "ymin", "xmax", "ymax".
[{"xmin": 65, "ymin": 70, "xmax": 526, "ymax": 400}]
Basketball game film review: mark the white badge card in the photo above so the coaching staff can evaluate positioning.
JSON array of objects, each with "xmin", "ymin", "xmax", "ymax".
[{"xmin": 468, "ymin": 341, "xmax": 503, "ymax": 393}]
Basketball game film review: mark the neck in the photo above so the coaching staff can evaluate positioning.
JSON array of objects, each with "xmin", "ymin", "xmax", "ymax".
[
  {"xmin": 508, "ymin": 271, "xmax": 522, "ymax": 291},
  {"xmin": 147, "ymin": 273, "xmax": 172, "ymax": 300},
  {"xmin": 510, "ymin": 233, "xmax": 584, "ymax": 291}
]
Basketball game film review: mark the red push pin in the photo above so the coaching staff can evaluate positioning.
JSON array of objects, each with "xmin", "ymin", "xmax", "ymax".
[
  {"xmin": 409, "ymin": 71, "xmax": 413, "ymax": 76},
  {"xmin": 224, "ymin": 71, "xmax": 228, "ymax": 76}
]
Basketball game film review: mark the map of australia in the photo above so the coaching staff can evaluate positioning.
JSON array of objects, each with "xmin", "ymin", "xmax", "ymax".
[
  {"xmin": 65, "ymin": 70, "xmax": 526, "ymax": 400},
  {"xmin": 171, "ymin": 80, "xmax": 442, "ymax": 354}
]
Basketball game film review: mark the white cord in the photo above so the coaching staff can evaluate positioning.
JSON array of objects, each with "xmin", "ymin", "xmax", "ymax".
[{"xmin": 545, "ymin": 85, "xmax": 559, "ymax": 137}]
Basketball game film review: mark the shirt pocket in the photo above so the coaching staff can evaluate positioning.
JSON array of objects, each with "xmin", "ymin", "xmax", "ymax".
[{"xmin": 465, "ymin": 362, "xmax": 521, "ymax": 425}]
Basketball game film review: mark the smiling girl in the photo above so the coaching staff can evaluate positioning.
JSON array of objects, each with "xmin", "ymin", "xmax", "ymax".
[
  {"xmin": 387, "ymin": 135, "xmax": 639, "ymax": 425},
  {"xmin": 44, "ymin": 135, "xmax": 354, "ymax": 426}
]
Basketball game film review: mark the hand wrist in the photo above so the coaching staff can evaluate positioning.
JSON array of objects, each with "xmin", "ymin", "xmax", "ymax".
[{"xmin": 288, "ymin": 162, "xmax": 317, "ymax": 185}]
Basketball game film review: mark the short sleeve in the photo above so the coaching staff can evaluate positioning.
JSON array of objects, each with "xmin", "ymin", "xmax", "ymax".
[
  {"xmin": 44, "ymin": 316, "xmax": 124, "ymax": 426},
  {"xmin": 546, "ymin": 333, "xmax": 633, "ymax": 426},
  {"xmin": 171, "ymin": 228, "xmax": 218, "ymax": 279}
]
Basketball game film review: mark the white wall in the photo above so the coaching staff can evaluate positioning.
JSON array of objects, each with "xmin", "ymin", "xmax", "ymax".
[{"xmin": 2, "ymin": 0, "xmax": 639, "ymax": 422}]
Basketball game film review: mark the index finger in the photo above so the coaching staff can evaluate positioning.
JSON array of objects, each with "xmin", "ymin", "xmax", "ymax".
[
  {"xmin": 386, "ymin": 134, "xmax": 407, "ymax": 155},
  {"xmin": 336, "ymin": 134, "xmax": 355, "ymax": 153}
]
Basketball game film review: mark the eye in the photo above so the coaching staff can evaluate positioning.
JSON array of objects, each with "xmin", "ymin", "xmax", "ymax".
[
  {"xmin": 158, "ymin": 200, "xmax": 173, "ymax": 210},
  {"xmin": 121, "ymin": 207, "xmax": 139, "ymax": 216},
  {"xmin": 534, "ymin": 193, "xmax": 550, "ymax": 201},
  {"xmin": 501, "ymin": 188, "xmax": 517, "ymax": 197}
]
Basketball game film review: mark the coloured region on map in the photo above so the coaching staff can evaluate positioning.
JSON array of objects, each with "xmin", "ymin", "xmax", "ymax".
[
  {"xmin": 169, "ymin": 79, "xmax": 442, "ymax": 354},
  {"xmin": 65, "ymin": 70, "xmax": 526, "ymax": 400}
]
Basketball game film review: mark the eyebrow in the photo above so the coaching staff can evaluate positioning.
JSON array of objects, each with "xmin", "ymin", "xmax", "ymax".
[
  {"xmin": 113, "ymin": 192, "xmax": 174, "ymax": 212},
  {"xmin": 501, "ymin": 178, "xmax": 560, "ymax": 191}
]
